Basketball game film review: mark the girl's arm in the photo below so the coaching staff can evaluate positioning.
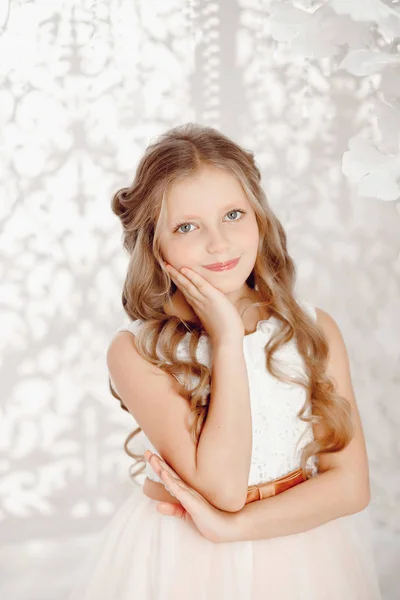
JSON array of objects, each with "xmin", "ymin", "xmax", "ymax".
[
  {"xmin": 196, "ymin": 340, "xmax": 253, "ymax": 510},
  {"xmin": 147, "ymin": 308, "xmax": 371, "ymax": 544},
  {"xmin": 229, "ymin": 465, "xmax": 369, "ymax": 542},
  {"xmin": 230, "ymin": 307, "xmax": 371, "ymax": 542}
]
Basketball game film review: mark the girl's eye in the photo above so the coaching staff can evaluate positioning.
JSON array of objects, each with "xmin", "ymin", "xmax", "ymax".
[{"xmin": 174, "ymin": 208, "xmax": 247, "ymax": 235}]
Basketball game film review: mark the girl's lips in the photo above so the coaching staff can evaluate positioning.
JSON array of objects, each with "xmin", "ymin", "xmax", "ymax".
[{"xmin": 203, "ymin": 256, "xmax": 240, "ymax": 271}]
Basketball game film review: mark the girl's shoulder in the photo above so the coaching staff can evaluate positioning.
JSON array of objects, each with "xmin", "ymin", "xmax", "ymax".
[
  {"xmin": 113, "ymin": 317, "xmax": 210, "ymax": 364},
  {"xmin": 115, "ymin": 319, "xmax": 143, "ymax": 336},
  {"xmin": 298, "ymin": 300, "xmax": 317, "ymax": 322}
]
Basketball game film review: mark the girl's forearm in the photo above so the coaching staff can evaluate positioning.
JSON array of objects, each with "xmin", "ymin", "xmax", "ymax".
[
  {"xmin": 196, "ymin": 341, "xmax": 252, "ymax": 511},
  {"xmin": 229, "ymin": 467, "xmax": 370, "ymax": 542}
]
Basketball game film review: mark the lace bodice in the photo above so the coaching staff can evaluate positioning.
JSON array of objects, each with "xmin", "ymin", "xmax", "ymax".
[{"xmin": 110, "ymin": 300, "xmax": 319, "ymax": 487}]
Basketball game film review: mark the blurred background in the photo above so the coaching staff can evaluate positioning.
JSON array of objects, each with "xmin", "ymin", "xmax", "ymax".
[{"xmin": 0, "ymin": 0, "xmax": 399, "ymax": 598}]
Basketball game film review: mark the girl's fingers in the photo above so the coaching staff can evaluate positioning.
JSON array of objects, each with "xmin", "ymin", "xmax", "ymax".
[
  {"xmin": 161, "ymin": 470, "xmax": 186, "ymax": 499},
  {"xmin": 149, "ymin": 454, "xmax": 182, "ymax": 486},
  {"xmin": 161, "ymin": 470, "xmax": 177, "ymax": 489},
  {"xmin": 168, "ymin": 266, "xmax": 199, "ymax": 299},
  {"xmin": 159, "ymin": 461, "xmax": 183, "ymax": 486},
  {"xmin": 147, "ymin": 453, "xmax": 200, "ymax": 501},
  {"xmin": 179, "ymin": 267, "xmax": 210, "ymax": 293},
  {"xmin": 148, "ymin": 457, "xmax": 163, "ymax": 478},
  {"xmin": 156, "ymin": 501, "xmax": 182, "ymax": 517},
  {"xmin": 146, "ymin": 453, "xmax": 165, "ymax": 479},
  {"xmin": 166, "ymin": 264, "xmax": 204, "ymax": 302}
]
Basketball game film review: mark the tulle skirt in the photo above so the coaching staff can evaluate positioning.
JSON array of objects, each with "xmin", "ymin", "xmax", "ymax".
[{"xmin": 67, "ymin": 482, "xmax": 382, "ymax": 600}]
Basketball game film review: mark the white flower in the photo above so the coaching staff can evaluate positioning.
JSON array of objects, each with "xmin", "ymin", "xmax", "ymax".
[{"xmin": 342, "ymin": 136, "xmax": 400, "ymax": 201}]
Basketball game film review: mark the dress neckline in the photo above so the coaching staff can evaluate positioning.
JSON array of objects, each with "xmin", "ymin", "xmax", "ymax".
[
  {"xmin": 131, "ymin": 315, "xmax": 278, "ymax": 340},
  {"xmin": 244, "ymin": 315, "xmax": 277, "ymax": 338}
]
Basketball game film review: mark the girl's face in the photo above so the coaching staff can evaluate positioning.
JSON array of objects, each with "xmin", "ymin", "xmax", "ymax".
[{"xmin": 158, "ymin": 165, "xmax": 259, "ymax": 299}]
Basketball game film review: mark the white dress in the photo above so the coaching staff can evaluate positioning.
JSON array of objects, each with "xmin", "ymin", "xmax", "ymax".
[{"xmin": 67, "ymin": 300, "xmax": 382, "ymax": 599}]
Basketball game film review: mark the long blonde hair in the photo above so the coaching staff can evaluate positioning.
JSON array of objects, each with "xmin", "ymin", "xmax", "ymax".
[{"xmin": 109, "ymin": 123, "xmax": 354, "ymax": 483}]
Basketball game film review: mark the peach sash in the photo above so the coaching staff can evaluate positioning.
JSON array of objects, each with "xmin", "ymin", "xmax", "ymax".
[{"xmin": 245, "ymin": 467, "xmax": 307, "ymax": 505}]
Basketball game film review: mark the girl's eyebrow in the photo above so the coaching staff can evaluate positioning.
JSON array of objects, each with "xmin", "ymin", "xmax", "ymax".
[{"xmin": 174, "ymin": 202, "xmax": 245, "ymax": 220}]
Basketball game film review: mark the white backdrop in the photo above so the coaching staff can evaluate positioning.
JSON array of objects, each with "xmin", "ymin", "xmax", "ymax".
[{"xmin": 0, "ymin": 1, "xmax": 399, "ymax": 598}]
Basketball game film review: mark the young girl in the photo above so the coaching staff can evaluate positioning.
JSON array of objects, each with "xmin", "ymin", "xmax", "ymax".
[{"xmin": 68, "ymin": 123, "xmax": 382, "ymax": 599}]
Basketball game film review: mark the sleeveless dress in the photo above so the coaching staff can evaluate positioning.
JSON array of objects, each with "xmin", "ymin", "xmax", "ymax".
[{"xmin": 67, "ymin": 300, "xmax": 382, "ymax": 600}]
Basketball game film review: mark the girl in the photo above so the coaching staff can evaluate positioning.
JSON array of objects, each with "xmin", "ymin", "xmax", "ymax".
[{"xmin": 68, "ymin": 123, "xmax": 382, "ymax": 599}]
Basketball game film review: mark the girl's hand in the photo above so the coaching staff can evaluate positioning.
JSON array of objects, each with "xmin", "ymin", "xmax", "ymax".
[
  {"xmin": 144, "ymin": 450, "xmax": 238, "ymax": 543},
  {"xmin": 163, "ymin": 262, "xmax": 244, "ymax": 345}
]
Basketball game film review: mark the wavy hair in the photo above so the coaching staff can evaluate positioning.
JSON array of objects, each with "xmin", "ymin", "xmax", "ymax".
[{"xmin": 109, "ymin": 123, "xmax": 354, "ymax": 483}]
